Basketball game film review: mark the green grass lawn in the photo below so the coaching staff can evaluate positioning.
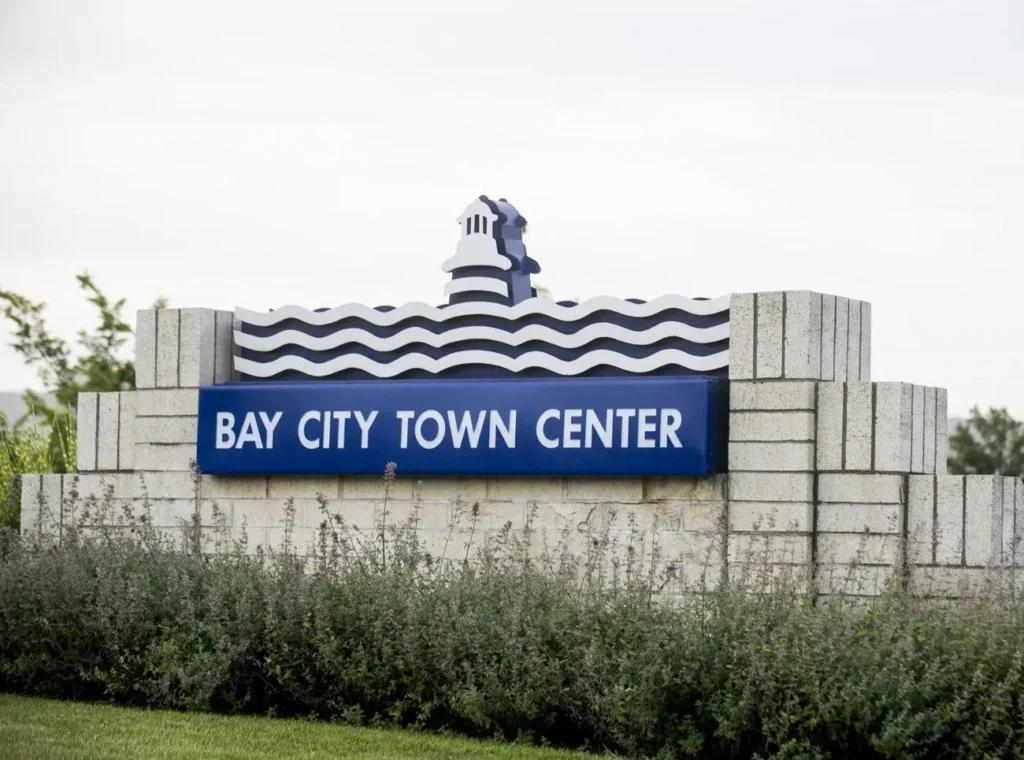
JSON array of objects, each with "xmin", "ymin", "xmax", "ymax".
[{"xmin": 0, "ymin": 694, "xmax": 597, "ymax": 759}]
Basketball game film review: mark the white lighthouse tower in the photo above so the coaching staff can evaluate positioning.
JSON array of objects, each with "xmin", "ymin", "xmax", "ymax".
[{"xmin": 441, "ymin": 197, "xmax": 513, "ymax": 304}]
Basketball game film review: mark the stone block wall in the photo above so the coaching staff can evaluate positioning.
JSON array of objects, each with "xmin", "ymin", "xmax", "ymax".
[
  {"xmin": 729, "ymin": 291, "xmax": 871, "ymax": 382},
  {"xmin": 19, "ymin": 299, "xmax": 1024, "ymax": 600}
]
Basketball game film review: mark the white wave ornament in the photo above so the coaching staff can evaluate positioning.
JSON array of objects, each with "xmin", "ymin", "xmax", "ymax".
[
  {"xmin": 234, "ymin": 320, "xmax": 730, "ymax": 353},
  {"xmin": 235, "ymin": 348, "xmax": 730, "ymax": 379},
  {"xmin": 235, "ymin": 294, "xmax": 731, "ymax": 328}
]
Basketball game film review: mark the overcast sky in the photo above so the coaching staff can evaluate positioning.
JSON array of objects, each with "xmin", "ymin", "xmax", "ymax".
[{"xmin": 1, "ymin": 0, "xmax": 1022, "ymax": 416}]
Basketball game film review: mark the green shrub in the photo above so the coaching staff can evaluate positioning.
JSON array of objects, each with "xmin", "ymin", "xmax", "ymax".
[
  {"xmin": 0, "ymin": 412, "xmax": 75, "ymax": 532},
  {"xmin": 1, "ymin": 472, "xmax": 1024, "ymax": 759}
]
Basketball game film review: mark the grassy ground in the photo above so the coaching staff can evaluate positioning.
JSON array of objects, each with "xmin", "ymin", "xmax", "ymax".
[{"xmin": 0, "ymin": 695, "xmax": 596, "ymax": 760}]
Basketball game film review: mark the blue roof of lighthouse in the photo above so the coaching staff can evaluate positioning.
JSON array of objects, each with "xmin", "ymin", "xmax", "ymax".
[{"xmin": 488, "ymin": 197, "xmax": 540, "ymax": 277}]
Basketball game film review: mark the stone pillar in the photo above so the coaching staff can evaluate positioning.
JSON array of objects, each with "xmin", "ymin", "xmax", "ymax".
[{"xmin": 131, "ymin": 308, "xmax": 235, "ymax": 473}]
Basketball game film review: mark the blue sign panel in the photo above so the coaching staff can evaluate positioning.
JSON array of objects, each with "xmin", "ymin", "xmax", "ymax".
[{"xmin": 196, "ymin": 377, "xmax": 728, "ymax": 477}]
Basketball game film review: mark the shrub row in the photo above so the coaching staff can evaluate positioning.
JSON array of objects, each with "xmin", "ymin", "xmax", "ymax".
[{"xmin": 2, "ymin": 490, "xmax": 1024, "ymax": 759}]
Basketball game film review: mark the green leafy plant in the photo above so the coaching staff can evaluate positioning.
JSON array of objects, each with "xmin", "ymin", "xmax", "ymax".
[
  {"xmin": 948, "ymin": 405, "xmax": 1024, "ymax": 476},
  {"xmin": 0, "ymin": 273, "xmax": 164, "ymax": 528},
  {"xmin": 0, "ymin": 413, "xmax": 76, "ymax": 534}
]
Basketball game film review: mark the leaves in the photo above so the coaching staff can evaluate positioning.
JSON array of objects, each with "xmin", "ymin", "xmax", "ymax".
[{"xmin": 948, "ymin": 406, "xmax": 1024, "ymax": 476}]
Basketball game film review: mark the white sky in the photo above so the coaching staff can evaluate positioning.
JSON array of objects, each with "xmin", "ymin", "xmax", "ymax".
[{"xmin": 1, "ymin": 0, "xmax": 1022, "ymax": 417}]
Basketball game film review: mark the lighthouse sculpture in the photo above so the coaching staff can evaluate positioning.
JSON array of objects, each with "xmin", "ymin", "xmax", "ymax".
[{"xmin": 442, "ymin": 195, "xmax": 541, "ymax": 306}]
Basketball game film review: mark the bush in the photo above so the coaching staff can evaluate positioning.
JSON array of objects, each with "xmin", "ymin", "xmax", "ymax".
[
  {"xmin": 0, "ymin": 412, "xmax": 75, "ymax": 532},
  {"xmin": 2, "ymin": 471, "xmax": 1024, "ymax": 759}
]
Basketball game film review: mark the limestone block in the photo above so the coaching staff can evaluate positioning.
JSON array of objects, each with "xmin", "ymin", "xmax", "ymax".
[
  {"xmin": 729, "ymin": 472, "xmax": 814, "ymax": 502},
  {"xmin": 118, "ymin": 392, "xmax": 136, "ymax": 471},
  {"xmin": 859, "ymin": 302, "xmax": 873, "ymax": 382},
  {"xmin": 728, "ymin": 501, "xmax": 813, "ymax": 532},
  {"xmin": 77, "ymin": 392, "xmax": 98, "ymax": 471},
  {"xmin": 907, "ymin": 475, "xmax": 936, "ymax": 565},
  {"xmin": 179, "ymin": 308, "xmax": 216, "ymax": 387},
  {"xmin": 728, "ymin": 562, "xmax": 813, "ymax": 593},
  {"xmin": 755, "ymin": 292, "xmax": 784, "ymax": 379},
  {"xmin": 267, "ymin": 476, "xmax": 341, "ymax": 500},
  {"xmin": 264, "ymin": 527, "xmax": 320, "ymax": 553},
  {"xmin": 488, "ymin": 476, "xmax": 565, "ymax": 502},
  {"xmin": 199, "ymin": 474, "xmax": 267, "ymax": 500},
  {"xmin": 133, "ymin": 443, "xmax": 197, "ymax": 472},
  {"xmin": 326, "ymin": 496, "xmax": 455, "ymax": 534},
  {"xmin": 816, "ymin": 382, "xmax": 844, "ymax": 471},
  {"xmin": 728, "ymin": 293, "xmax": 755, "ymax": 380},
  {"xmin": 96, "ymin": 393, "xmax": 121, "ymax": 471},
  {"xmin": 156, "ymin": 308, "xmax": 180, "ymax": 388},
  {"xmin": 19, "ymin": 473, "xmax": 42, "ymax": 534},
  {"xmin": 681, "ymin": 500, "xmax": 727, "ymax": 532},
  {"xmin": 816, "ymin": 565, "xmax": 894, "ymax": 596},
  {"xmin": 142, "ymin": 498, "xmax": 230, "ymax": 529},
  {"xmin": 565, "ymin": 477, "xmax": 643, "ymax": 503},
  {"xmin": 135, "ymin": 389, "xmax": 200, "ymax": 418},
  {"xmin": 847, "ymin": 300, "xmax": 861, "ymax": 384},
  {"xmin": 676, "ymin": 562, "xmax": 725, "ymax": 591},
  {"xmin": 728, "ymin": 442, "xmax": 814, "ymax": 471},
  {"xmin": 228, "ymin": 498, "xmax": 298, "ymax": 529},
  {"xmin": 834, "ymin": 297, "xmax": 849, "ymax": 381},
  {"xmin": 728, "ymin": 533, "xmax": 811, "ymax": 565},
  {"xmin": 730, "ymin": 381, "xmax": 816, "ymax": 411},
  {"xmin": 40, "ymin": 474, "xmax": 63, "ymax": 533},
  {"xmin": 447, "ymin": 498, "xmax": 523, "ymax": 531},
  {"xmin": 214, "ymin": 310, "xmax": 235, "ymax": 384},
  {"xmin": 873, "ymin": 383, "xmax": 913, "ymax": 472},
  {"xmin": 131, "ymin": 471, "xmax": 198, "ymax": 500},
  {"xmin": 820, "ymin": 295, "xmax": 836, "ymax": 381},
  {"xmin": 324, "ymin": 498, "xmax": 383, "ymax": 532},
  {"xmin": 935, "ymin": 389, "xmax": 949, "ymax": 474},
  {"xmin": 818, "ymin": 533, "xmax": 901, "ymax": 566},
  {"xmin": 661, "ymin": 530, "xmax": 723, "ymax": 566},
  {"xmin": 729, "ymin": 412, "xmax": 815, "ymax": 442},
  {"xmin": 66, "ymin": 472, "xmax": 132, "ymax": 501},
  {"xmin": 910, "ymin": 567, "xmax": 1004, "ymax": 598},
  {"xmin": 816, "ymin": 503, "xmax": 903, "ymax": 534},
  {"xmin": 135, "ymin": 309, "xmax": 157, "ymax": 389},
  {"xmin": 531, "ymin": 502, "xmax": 608, "ymax": 533},
  {"xmin": 844, "ymin": 383, "xmax": 873, "ymax": 471},
  {"xmin": 818, "ymin": 473, "xmax": 904, "ymax": 504},
  {"xmin": 1001, "ymin": 477, "xmax": 1016, "ymax": 564},
  {"xmin": 782, "ymin": 291, "xmax": 822, "ymax": 380},
  {"xmin": 642, "ymin": 475, "xmax": 726, "ymax": 502},
  {"xmin": 911, "ymin": 385, "xmax": 925, "ymax": 473},
  {"xmin": 935, "ymin": 475, "xmax": 965, "ymax": 565},
  {"xmin": 964, "ymin": 475, "xmax": 1002, "ymax": 567},
  {"xmin": 340, "ymin": 475, "xmax": 414, "ymax": 501},
  {"xmin": 419, "ymin": 529, "xmax": 482, "ymax": 564},
  {"xmin": 923, "ymin": 387, "xmax": 937, "ymax": 475},
  {"xmin": 415, "ymin": 476, "xmax": 490, "ymax": 502},
  {"xmin": 136, "ymin": 416, "xmax": 198, "ymax": 445},
  {"xmin": 1017, "ymin": 479, "xmax": 1024, "ymax": 565}
]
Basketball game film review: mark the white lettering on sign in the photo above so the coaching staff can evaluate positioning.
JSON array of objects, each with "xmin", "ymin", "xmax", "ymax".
[
  {"xmin": 396, "ymin": 409, "xmax": 518, "ymax": 449},
  {"xmin": 533, "ymin": 408, "xmax": 683, "ymax": 449},
  {"xmin": 297, "ymin": 410, "xmax": 376, "ymax": 449},
  {"xmin": 215, "ymin": 411, "xmax": 283, "ymax": 449},
  {"xmin": 212, "ymin": 407, "xmax": 682, "ymax": 453},
  {"xmin": 536, "ymin": 409, "xmax": 560, "ymax": 449},
  {"xmin": 354, "ymin": 410, "xmax": 378, "ymax": 449}
]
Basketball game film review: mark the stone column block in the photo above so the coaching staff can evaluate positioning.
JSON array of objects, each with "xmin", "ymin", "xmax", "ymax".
[
  {"xmin": 134, "ymin": 308, "xmax": 235, "ymax": 390},
  {"xmin": 727, "ymin": 292, "xmax": 871, "ymax": 382},
  {"xmin": 76, "ymin": 392, "xmax": 98, "ymax": 471}
]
